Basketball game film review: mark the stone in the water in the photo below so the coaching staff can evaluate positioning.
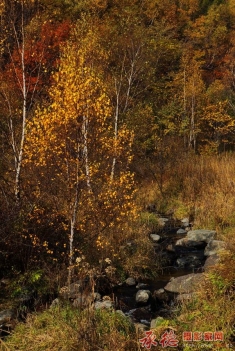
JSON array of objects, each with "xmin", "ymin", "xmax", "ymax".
[
  {"xmin": 187, "ymin": 229, "xmax": 216, "ymax": 243},
  {"xmin": 136, "ymin": 283, "xmax": 149, "ymax": 289},
  {"xmin": 177, "ymin": 228, "xmax": 187, "ymax": 235},
  {"xmin": 164, "ymin": 273, "xmax": 204, "ymax": 294},
  {"xmin": 136, "ymin": 290, "xmax": 151, "ymax": 304},
  {"xmin": 175, "ymin": 237, "xmax": 206, "ymax": 249},
  {"xmin": 125, "ymin": 277, "xmax": 136, "ymax": 286},
  {"xmin": 149, "ymin": 234, "xmax": 161, "ymax": 242},
  {"xmin": 153, "ymin": 289, "xmax": 170, "ymax": 302}
]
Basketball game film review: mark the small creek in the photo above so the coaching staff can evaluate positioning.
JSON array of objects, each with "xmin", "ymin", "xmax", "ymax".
[{"xmin": 113, "ymin": 218, "xmax": 207, "ymax": 326}]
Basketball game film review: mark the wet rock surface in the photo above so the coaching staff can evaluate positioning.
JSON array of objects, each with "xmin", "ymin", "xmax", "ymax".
[{"xmin": 164, "ymin": 273, "xmax": 204, "ymax": 294}]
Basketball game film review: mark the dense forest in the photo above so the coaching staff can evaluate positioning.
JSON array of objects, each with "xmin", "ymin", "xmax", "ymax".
[{"xmin": 1, "ymin": 0, "xmax": 235, "ymax": 350}]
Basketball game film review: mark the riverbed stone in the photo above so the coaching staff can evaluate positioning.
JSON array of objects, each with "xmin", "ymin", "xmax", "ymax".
[
  {"xmin": 181, "ymin": 218, "xmax": 190, "ymax": 228},
  {"xmin": 177, "ymin": 228, "xmax": 187, "ymax": 235},
  {"xmin": 204, "ymin": 240, "xmax": 226, "ymax": 256},
  {"xmin": 203, "ymin": 254, "xmax": 220, "ymax": 271},
  {"xmin": 150, "ymin": 234, "xmax": 161, "ymax": 242},
  {"xmin": 136, "ymin": 283, "xmax": 149, "ymax": 289},
  {"xmin": 153, "ymin": 288, "xmax": 170, "ymax": 302},
  {"xmin": 175, "ymin": 237, "xmax": 206, "ymax": 249},
  {"xmin": 94, "ymin": 299, "xmax": 114, "ymax": 310},
  {"xmin": 0, "ymin": 309, "xmax": 15, "ymax": 326},
  {"xmin": 136, "ymin": 290, "xmax": 151, "ymax": 304},
  {"xmin": 164, "ymin": 273, "xmax": 204, "ymax": 294},
  {"xmin": 175, "ymin": 229, "xmax": 216, "ymax": 249},
  {"xmin": 125, "ymin": 277, "xmax": 136, "ymax": 286},
  {"xmin": 187, "ymin": 229, "xmax": 216, "ymax": 243}
]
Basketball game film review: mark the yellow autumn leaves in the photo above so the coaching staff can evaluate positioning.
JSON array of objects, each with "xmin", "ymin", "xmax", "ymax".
[{"xmin": 23, "ymin": 26, "xmax": 137, "ymax": 264}]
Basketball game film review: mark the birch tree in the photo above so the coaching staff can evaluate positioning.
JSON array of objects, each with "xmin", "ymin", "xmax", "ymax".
[
  {"xmin": 24, "ymin": 35, "xmax": 135, "ymax": 284},
  {"xmin": 0, "ymin": 0, "xmax": 44, "ymax": 205}
]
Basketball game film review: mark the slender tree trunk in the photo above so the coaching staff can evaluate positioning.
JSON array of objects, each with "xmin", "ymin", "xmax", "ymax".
[
  {"xmin": 68, "ymin": 143, "xmax": 80, "ymax": 287},
  {"xmin": 183, "ymin": 67, "xmax": 187, "ymax": 149},
  {"xmin": 14, "ymin": 4, "xmax": 27, "ymax": 204},
  {"xmin": 110, "ymin": 78, "xmax": 119, "ymax": 181},
  {"xmin": 189, "ymin": 79, "xmax": 196, "ymax": 150},
  {"xmin": 82, "ymin": 110, "xmax": 92, "ymax": 190}
]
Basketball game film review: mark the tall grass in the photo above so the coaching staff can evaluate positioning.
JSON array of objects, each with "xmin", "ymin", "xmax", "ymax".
[
  {"xmin": 3, "ymin": 306, "xmax": 138, "ymax": 351},
  {"xmin": 138, "ymin": 153, "xmax": 235, "ymax": 234}
]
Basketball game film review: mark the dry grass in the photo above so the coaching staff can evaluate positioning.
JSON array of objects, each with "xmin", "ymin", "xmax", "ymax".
[
  {"xmin": 3, "ymin": 306, "xmax": 138, "ymax": 351},
  {"xmin": 137, "ymin": 153, "xmax": 235, "ymax": 234}
]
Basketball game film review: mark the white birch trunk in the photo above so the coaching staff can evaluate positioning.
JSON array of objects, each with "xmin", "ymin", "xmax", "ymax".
[
  {"xmin": 82, "ymin": 111, "xmax": 92, "ymax": 191},
  {"xmin": 110, "ymin": 78, "xmax": 119, "ymax": 182},
  {"xmin": 14, "ymin": 2, "xmax": 27, "ymax": 204}
]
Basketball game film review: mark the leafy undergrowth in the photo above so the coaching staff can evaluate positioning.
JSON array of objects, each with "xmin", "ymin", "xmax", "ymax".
[{"xmin": 2, "ymin": 306, "xmax": 138, "ymax": 351}]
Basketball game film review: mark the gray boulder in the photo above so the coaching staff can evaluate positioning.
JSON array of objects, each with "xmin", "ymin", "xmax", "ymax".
[
  {"xmin": 136, "ymin": 290, "xmax": 151, "ymax": 304},
  {"xmin": 187, "ymin": 229, "xmax": 216, "ymax": 243},
  {"xmin": 164, "ymin": 273, "xmax": 204, "ymax": 294},
  {"xmin": 204, "ymin": 254, "xmax": 220, "ymax": 271},
  {"xmin": 125, "ymin": 277, "xmax": 136, "ymax": 286},
  {"xmin": 175, "ymin": 229, "xmax": 216, "ymax": 249},
  {"xmin": 204, "ymin": 240, "xmax": 226, "ymax": 256},
  {"xmin": 175, "ymin": 237, "xmax": 205, "ymax": 248}
]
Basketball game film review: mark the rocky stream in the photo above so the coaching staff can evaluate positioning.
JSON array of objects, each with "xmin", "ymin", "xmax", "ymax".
[{"xmin": 0, "ymin": 213, "xmax": 226, "ymax": 338}]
